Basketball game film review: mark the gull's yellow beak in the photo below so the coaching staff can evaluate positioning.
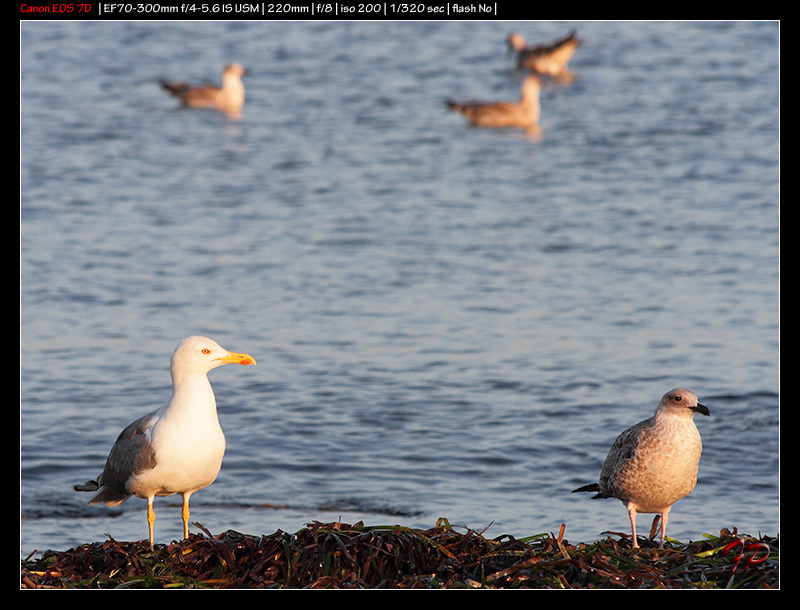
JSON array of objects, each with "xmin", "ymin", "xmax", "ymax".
[{"xmin": 216, "ymin": 351, "xmax": 256, "ymax": 366}]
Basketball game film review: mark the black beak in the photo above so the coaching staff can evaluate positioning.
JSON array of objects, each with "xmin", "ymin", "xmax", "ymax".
[{"xmin": 691, "ymin": 402, "xmax": 710, "ymax": 416}]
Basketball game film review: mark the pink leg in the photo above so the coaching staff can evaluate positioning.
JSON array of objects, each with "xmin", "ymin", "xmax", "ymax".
[
  {"xmin": 627, "ymin": 505, "xmax": 639, "ymax": 548},
  {"xmin": 659, "ymin": 511, "xmax": 669, "ymax": 549}
]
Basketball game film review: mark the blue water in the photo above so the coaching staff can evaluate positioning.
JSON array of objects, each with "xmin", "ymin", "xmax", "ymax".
[{"xmin": 21, "ymin": 20, "xmax": 779, "ymax": 557}]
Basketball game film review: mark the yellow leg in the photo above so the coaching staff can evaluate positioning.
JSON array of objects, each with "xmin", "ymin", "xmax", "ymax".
[
  {"xmin": 147, "ymin": 500, "xmax": 156, "ymax": 550},
  {"xmin": 182, "ymin": 494, "xmax": 191, "ymax": 539}
]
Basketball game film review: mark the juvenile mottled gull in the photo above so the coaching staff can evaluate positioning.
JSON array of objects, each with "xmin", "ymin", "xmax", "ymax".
[
  {"xmin": 160, "ymin": 63, "xmax": 247, "ymax": 116},
  {"xmin": 572, "ymin": 388, "xmax": 710, "ymax": 548},
  {"xmin": 75, "ymin": 336, "xmax": 256, "ymax": 549},
  {"xmin": 444, "ymin": 75, "xmax": 542, "ymax": 135},
  {"xmin": 507, "ymin": 31, "xmax": 582, "ymax": 81}
]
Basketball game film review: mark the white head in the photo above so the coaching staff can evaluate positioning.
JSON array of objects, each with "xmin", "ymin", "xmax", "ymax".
[
  {"xmin": 170, "ymin": 335, "xmax": 256, "ymax": 381},
  {"xmin": 656, "ymin": 388, "xmax": 710, "ymax": 419},
  {"xmin": 223, "ymin": 63, "xmax": 247, "ymax": 80},
  {"xmin": 521, "ymin": 75, "xmax": 542, "ymax": 96},
  {"xmin": 507, "ymin": 32, "xmax": 527, "ymax": 52}
]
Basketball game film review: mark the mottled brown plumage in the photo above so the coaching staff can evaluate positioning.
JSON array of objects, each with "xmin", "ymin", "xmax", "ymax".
[
  {"xmin": 160, "ymin": 63, "xmax": 247, "ymax": 116},
  {"xmin": 507, "ymin": 31, "xmax": 581, "ymax": 80},
  {"xmin": 573, "ymin": 388, "xmax": 710, "ymax": 548},
  {"xmin": 445, "ymin": 75, "xmax": 542, "ymax": 135}
]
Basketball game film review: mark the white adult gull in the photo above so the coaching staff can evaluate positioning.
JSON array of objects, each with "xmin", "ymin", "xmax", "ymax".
[
  {"xmin": 572, "ymin": 388, "xmax": 710, "ymax": 549},
  {"xmin": 75, "ymin": 336, "xmax": 256, "ymax": 549}
]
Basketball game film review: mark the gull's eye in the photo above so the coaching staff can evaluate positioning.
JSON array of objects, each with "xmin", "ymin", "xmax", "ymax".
[{"xmin": 201, "ymin": 348, "xmax": 211, "ymax": 354}]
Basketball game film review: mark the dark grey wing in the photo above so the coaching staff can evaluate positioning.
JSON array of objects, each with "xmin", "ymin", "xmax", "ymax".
[{"xmin": 96, "ymin": 412, "xmax": 159, "ymax": 496}]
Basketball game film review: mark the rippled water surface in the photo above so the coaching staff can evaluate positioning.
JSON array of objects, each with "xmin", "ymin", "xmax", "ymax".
[{"xmin": 21, "ymin": 20, "xmax": 779, "ymax": 556}]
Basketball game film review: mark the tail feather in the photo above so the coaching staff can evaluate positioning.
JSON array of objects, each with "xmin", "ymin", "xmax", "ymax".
[
  {"xmin": 74, "ymin": 479, "xmax": 129, "ymax": 506},
  {"xmin": 160, "ymin": 80, "xmax": 189, "ymax": 96},
  {"xmin": 572, "ymin": 483, "xmax": 608, "ymax": 500},
  {"xmin": 74, "ymin": 479, "xmax": 99, "ymax": 492}
]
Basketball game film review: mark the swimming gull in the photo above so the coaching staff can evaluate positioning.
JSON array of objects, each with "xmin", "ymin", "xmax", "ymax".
[
  {"xmin": 160, "ymin": 63, "xmax": 247, "ymax": 116},
  {"xmin": 74, "ymin": 336, "xmax": 256, "ymax": 549},
  {"xmin": 507, "ymin": 31, "xmax": 581, "ymax": 81},
  {"xmin": 572, "ymin": 388, "xmax": 710, "ymax": 548},
  {"xmin": 444, "ymin": 75, "xmax": 542, "ymax": 135}
]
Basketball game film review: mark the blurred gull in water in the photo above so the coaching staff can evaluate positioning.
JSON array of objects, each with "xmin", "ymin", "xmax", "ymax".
[
  {"xmin": 160, "ymin": 63, "xmax": 248, "ymax": 117},
  {"xmin": 445, "ymin": 75, "xmax": 543, "ymax": 136},
  {"xmin": 507, "ymin": 31, "xmax": 582, "ymax": 81}
]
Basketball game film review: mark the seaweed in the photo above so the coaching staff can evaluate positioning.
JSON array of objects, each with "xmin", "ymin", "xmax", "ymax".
[{"xmin": 21, "ymin": 519, "xmax": 778, "ymax": 589}]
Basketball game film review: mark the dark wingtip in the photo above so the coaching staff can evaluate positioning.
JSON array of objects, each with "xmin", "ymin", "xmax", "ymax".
[{"xmin": 74, "ymin": 480, "xmax": 99, "ymax": 492}]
